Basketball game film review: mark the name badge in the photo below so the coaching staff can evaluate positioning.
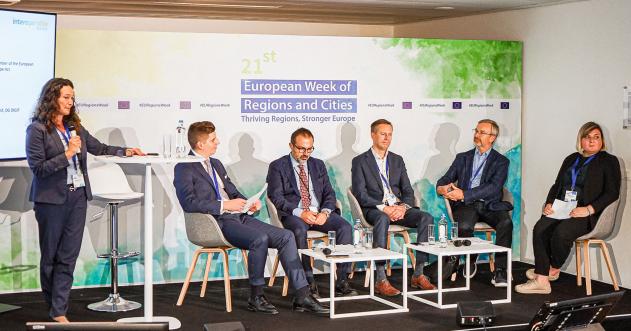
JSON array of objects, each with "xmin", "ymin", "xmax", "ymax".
[
  {"xmin": 564, "ymin": 190, "xmax": 577, "ymax": 202},
  {"xmin": 72, "ymin": 174, "xmax": 85, "ymax": 188},
  {"xmin": 385, "ymin": 193, "xmax": 398, "ymax": 206}
]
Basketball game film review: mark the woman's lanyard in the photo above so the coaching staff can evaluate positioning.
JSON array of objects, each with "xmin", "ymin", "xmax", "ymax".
[
  {"xmin": 468, "ymin": 154, "xmax": 488, "ymax": 189},
  {"xmin": 58, "ymin": 126, "xmax": 79, "ymax": 171},
  {"xmin": 570, "ymin": 154, "xmax": 596, "ymax": 191}
]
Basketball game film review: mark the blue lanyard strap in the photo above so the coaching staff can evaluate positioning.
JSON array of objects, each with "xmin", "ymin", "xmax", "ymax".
[
  {"xmin": 379, "ymin": 157, "xmax": 391, "ymax": 192},
  {"xmin": 468, "ymin": 154, "xmax": 488, "ymax": 189},
  {"xmin": 570, "ymin": 154, "xmax": 596, "ymax": 191},
  {"xmin": 58, "ymin": 126, "xmax": 79, "ymax": 171},
  {"xmin": 208, "ymin": 160, "xmax": 222, "ymax": 201}
]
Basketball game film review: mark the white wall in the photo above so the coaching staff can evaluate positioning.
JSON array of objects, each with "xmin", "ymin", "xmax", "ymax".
[{"xmin": 395, "ymin": 0, "xmax": 631, "ymax": 287}]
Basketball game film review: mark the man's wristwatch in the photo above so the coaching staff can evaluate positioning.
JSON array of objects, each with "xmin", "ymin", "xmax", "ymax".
[{"xmin": 320, "ymin": 210, "xmax": 331, "ymax": 218}]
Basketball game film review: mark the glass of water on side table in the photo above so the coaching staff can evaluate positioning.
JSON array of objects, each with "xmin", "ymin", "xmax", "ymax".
[
  {"xmin": 451, "ymin": 222, "xmax": 458, "ymax": 242},
  {"xmin": 363, "ymin": 229, "xmax": 373, "ymax": 249},
  {"xmin": 427, "ymin": 224, "xmax": 436, "ymax": 245},
  {"xmin": 328, "ymin": 231, "xmax": 336, "ymax": 250}
]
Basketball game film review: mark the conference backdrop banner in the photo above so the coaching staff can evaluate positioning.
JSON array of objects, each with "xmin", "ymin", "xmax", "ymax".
[{"xmin": 0, "ymin": 30, "xmax": 522, "ymax": 291}]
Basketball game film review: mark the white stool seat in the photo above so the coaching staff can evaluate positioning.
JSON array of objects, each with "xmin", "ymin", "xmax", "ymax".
[
  {"xmin": 474, "ymin": 222, "xmax": 492, "ymax": 229},
  {"xmin": 307, "ymin": 230, "xmax": 327, "ymax": 239},
  {"xmin": 388, "ymin": 224, "xmax": 411, "ymax": 232},
  {"xmin": 95, "ymin": 192, "xmax": 144, "ymax": 201}
]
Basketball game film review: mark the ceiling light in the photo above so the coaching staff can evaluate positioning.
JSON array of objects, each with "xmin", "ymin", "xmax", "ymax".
[
  {"xmin": 434, "ymin": 6, "xmax": 454, "ymax": 10},
  {"xmin": 153, "ymin": 1, "xmax": 282, "ymax": 9}
]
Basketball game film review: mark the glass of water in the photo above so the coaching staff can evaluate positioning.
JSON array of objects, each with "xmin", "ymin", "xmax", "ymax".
[
  {"xmin": 363, "ymin": 229, "xmax": 373, "ymax": 249},
  {"xmin": 162, "ymin": 134, "xmax": 173, "ymax": 158},
  {"xmin": 428, "ymin": 224, "xmax": 436, "ymax": 245},
  {"xmin": 451, "ymin": 222, "xmax": 458, "ymax": 241},
  {"xmin": 328, "ymin": 231, "xmax": 336, "ymax": 250}
]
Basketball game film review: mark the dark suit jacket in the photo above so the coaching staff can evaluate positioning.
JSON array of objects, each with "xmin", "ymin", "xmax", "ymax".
[
  {"xmin": 545, "ymin": 151, "xmax": 620, "ymax": 225},
  {"xmin": 174, "ymin": 153, "xmax": 246, "ymax": 217},
  {"xmin": 351, "ymin": 149, "xmax": 415, "ymax": 210},
  {"xmin": 26, "ymin": 121, "xmax": 125, "ymax": 204},
  {"xmin": 436, "ymin": 148, "xmax": 512, "ymax": 212},
  {"xmin": 266, "ymin": 155, "xmax": 339, "ymax": 218}
]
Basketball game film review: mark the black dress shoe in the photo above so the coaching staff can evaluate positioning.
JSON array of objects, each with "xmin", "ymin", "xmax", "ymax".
[
  {"xmin": 335, "ymin": 279, "xmax": 358, "ymax": 297},
  {"xmin": 247, "ymin": 295, "xmax": 279, "ymax": 314},
  {"xmin": 309, "ymin": 282, "xmax": 321, "ymax": 299},
  {"xmin": 292, "ymin": 294, "xmax": 329, "ymax": 315},
  {"xmin": 491, "ymin": 268, "xmax": 508, "ymax": 287}
]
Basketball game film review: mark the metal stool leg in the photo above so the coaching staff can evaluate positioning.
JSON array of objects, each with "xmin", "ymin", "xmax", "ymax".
[{"xmin": 88, "ymin": 202, "xmax": 141, "ymax": 312}]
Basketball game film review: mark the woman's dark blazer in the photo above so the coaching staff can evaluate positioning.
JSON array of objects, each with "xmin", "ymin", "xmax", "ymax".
[
  {"xmin": 26, "ymin": 121, "xmax": 125, "ymax": 204},
  {"xmin": 545, "ymin": 151, "xmax": 621, "ymax": 227}
]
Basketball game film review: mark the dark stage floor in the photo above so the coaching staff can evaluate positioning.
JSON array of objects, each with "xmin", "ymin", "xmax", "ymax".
[{"xmin": 1, "ymin": 262, "xmax": 630, "ymax": 330}]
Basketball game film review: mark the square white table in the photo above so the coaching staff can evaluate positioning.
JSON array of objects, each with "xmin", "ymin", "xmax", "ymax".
[
  {"xmin": 299, "ymin": 245, "xmax": 408, "ymax": 318},
  {"xmin": 405, "ymin": 239, "xmax": 511, "ymax": 309}
]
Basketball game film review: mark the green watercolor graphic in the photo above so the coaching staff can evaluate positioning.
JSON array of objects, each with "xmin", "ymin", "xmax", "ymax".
[{"xmin": 378, "ymin": 38, "xmax": 522, "ymax": 99}]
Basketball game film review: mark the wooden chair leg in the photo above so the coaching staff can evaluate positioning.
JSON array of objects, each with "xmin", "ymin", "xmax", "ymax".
[
  {"xmin": 576, "ymin": 241, "xmax": 582, "ymax": 286},
  {"xmin": 220, "ymin": 249, "xmax": 232, "ymax": 312},
  {"xmin": 599, "ymin": 241, "xmax": 620, "ymax": 291},
  {"xmin": 583, "ymin": 240, "xmax": 592, "ymax": 295},
  {"xmin": 241, "ymin": 249, "xmax": 249, "ymax": 270},
  {"xmin": 364, "ymin": 261, "xmax": 371, "ymax": 288},
  {"xmin": 400, "ymin": 231, "xmax": 416, "ymax": 271},
  {"xmin": 386, "ymin": 234, "xmax": 392, "ymax": 276},
  {"xmin": 307, "ymin": 238, "xmax": 315, "ymax": 268},
  {"xmin": 349, "ymin": 262, "xmax": 356, "ymax": 279},
  {"xmin": 177, "ymin": 249, "xmax": 202, "ymax": 306},
  {"xmin": 282, "ymin": 276, "xmax": 289, "ymax": 297},
  {"xmin": 268, "ymin": 255, "xmax": 280, "ymax": 286},
  {"xmin": 200, "ymin": 251, "xmax": 213, "ymax": 297},
  {"xmin": 486, "ymin": 231, "xmax": 495, "ymax": 272}
]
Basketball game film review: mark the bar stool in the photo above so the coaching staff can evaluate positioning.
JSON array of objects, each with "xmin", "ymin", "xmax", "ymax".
[{"xmin": 87, "ymin": 162, "xmax": 143, "ymax": 312}]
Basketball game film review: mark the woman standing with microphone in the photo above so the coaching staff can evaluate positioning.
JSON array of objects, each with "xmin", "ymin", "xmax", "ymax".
[{"xmin": 26, "ymin": 78, "xmax": 144, "ymax": 322}]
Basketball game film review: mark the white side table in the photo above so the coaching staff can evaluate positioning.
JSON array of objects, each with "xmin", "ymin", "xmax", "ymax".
[
  {"xmin": 405, "ymin": 239, "xmax": 512, "ymax": 309},
  {"xmin": 299, "ymin": 245, "xmax": 408, "ymax": 318},
  {"xmin": 95, "ymin": 155, "xmax": 202, "ymax": 329}
]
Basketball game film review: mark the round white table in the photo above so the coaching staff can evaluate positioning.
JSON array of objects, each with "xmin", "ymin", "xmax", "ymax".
[{"xmin": 95, "ymin": 155, "xmax": 202, "ymax": 330}]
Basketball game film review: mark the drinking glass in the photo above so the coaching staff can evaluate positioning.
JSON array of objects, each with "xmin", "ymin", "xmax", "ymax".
[
  {"xmin": 162, "ymin": 134, "xmax": 173, "ymax": 158},
  {"xmin": 451, "ymin": 222, "xmax": 459, "ymax": 241},
  {"xmin": 328, "ymin": 231, "xmax": 336, "ymax": 250},
  {"xmin": 428, "ymin": 224, "xmax": 436, "ymax": 245},
  {"xmin": 363, "ymin": 229, "xmax": 373, "ymax": 249}
]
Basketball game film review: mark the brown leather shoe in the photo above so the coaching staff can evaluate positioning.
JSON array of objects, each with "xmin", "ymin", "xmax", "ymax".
[
  {"xmin": 411, "ymin": 274, "xmax": 436, "ymax": 290},
  {"xmin": 375, "ymin": 279, "xmax": 401, "ymax": 296}
]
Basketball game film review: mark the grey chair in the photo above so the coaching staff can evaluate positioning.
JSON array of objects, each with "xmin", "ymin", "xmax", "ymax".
[
  {"xmin": 443, "ymin": 187, "xmax": 513, "ymax": 272},
  {"xmin": 346, "ymin": 187, "xmax": 416, "ymax": 286},
  {"xmin": 176, "ymin": 213, "xmax": 248, "ymax": 312},
  {"xmin": 575, "ymin": 160, "xmax": 623, "ymax": 295},
  {"xmin": 266, "ymin": 196, "xmax": 340, "ymax": 296}
]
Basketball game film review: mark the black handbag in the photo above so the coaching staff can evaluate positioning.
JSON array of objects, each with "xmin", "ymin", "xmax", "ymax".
[{"xmin": 423, "ymin": 256, "xmax": 460, "ymax": 284}]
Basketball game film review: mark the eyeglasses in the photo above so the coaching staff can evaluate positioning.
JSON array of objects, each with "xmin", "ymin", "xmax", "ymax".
[
  {"xmin": 452, "ymin": 239, "xmax": 471, "ymax": 247},
  {"xmin": 582, "ymin": 135, "xmax": 601, "ymax": 141},
  {"xmin": 472, "ymin": 129, "xmax": 495, "ymax": 136},
  {"xmin": 293, "ymin": 145, "xmax": 315, "ymax": 154}
]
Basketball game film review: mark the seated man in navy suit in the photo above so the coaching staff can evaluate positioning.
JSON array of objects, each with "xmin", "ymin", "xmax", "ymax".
[
  {"xmin": 174, "ymin": 121, "xmax": 328, "ymax": 315},
  {"xmin": 436, "ymin": 119, "xmax": 513, "ymax": 287},
  {"xmin": 267, "ymin": 128, "xmax": 357, "ymax": 298},
  {"xmin": 351, "ymin": 119, "xmax": 436, "ymax": 296}
]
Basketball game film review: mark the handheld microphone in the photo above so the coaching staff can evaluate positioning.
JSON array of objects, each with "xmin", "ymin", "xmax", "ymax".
[{"xmin": 67, "ymin": 125, "xmax": 82, "ymax": 160}]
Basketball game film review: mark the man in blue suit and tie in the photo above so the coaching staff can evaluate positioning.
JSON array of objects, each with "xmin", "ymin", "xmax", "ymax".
[
  {"xmin": 436, "ymin": 119, "xmax": 513, "ymax": 287},
  {"xmin": 267, "ymin": 128, "xmax": 357, "ymax": 298},
  {"xmin": 351, "ymin": 119, "xmax": 436, "ymax": 296},
  {"xmin": 174, "ymin": 121, "xmax": 328, "ymax": 315}
]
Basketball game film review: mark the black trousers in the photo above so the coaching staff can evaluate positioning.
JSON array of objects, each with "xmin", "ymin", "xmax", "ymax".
[
  {"xmin": 452, "ymin": 202, "xmax": 513, "ymax": 269},
  {"xmin": 34, "ymin": 187, "xmax": 87, "ymax": 319},
  {"xmin": 364, "ymin": 207, "xmax": 433, "ymax": 267},
  {"xmin": 282, "ymin": 213, "xmax": 352, "ymax": 279},
  {"xmin": 217, "ymin": 214, "xmax": 308, "ymax": 291},
  {"xmin": 532, "ymin": 215, "xmax": 591, "ymax": 276}
]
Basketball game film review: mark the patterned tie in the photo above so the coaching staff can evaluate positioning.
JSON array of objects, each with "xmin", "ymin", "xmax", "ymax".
[{"xmin": 298, "ymin": 164, "xmax": 311, "ymax": 210}]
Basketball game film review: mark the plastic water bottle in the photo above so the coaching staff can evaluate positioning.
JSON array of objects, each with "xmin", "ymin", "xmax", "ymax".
[
  {"xmin": 175, "ymin": 120, "xmax": 187, "ymax": 158},
  {"xmin": 353, "ymin": 219, "xmax": 363, "ymax": 247},
  {"xmin": 438, "ymin": 214, "xmax": 448, "ymax": 248}
]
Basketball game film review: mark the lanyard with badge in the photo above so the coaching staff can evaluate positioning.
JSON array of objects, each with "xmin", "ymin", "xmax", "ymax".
[
  {"xmin": 468, "ymin": 154, "xmax": 488, "ymax": 189},
  {"xmin": 565, "ymin": 154, "xmax": 596, "ymax": 202},
  {"xmin": 379, "ymin": 157, "xmax": 398, "ymax": 206},
  {"xmin": 58, "ymin": 126, "xmax": 85, "ymax": 188}
]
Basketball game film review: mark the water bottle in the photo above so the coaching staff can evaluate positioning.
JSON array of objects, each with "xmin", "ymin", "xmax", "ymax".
[
  {"xmin": 175, "ymin": 120, "xmax": 187, "ymax": 158},
  {"xmin": 353, "ymin": 219, "xmax": 363, "ymax": 247},
  {"xmin": 438, "ymin": 214, "xmax": 448, "ymax": 248}
]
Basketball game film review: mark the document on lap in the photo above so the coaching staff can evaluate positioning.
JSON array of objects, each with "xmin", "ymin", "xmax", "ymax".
[
  {"xmin": 230, "ymin": 183, "xmax": 268, "ymax": 214},
  {"xmin": 549, "ymin": 199, "xmax": 577, "ymax": 219}
]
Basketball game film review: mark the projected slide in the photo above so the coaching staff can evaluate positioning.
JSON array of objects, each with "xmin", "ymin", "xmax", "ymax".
[{"xmin": 0, "ymin": 9, "xmax": 56, "ymax": 160}]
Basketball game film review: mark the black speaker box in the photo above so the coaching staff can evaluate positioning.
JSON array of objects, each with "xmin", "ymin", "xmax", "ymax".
[{"xmin": 456, "ymin": 301, "xmax": 495, "ymax": 327}]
